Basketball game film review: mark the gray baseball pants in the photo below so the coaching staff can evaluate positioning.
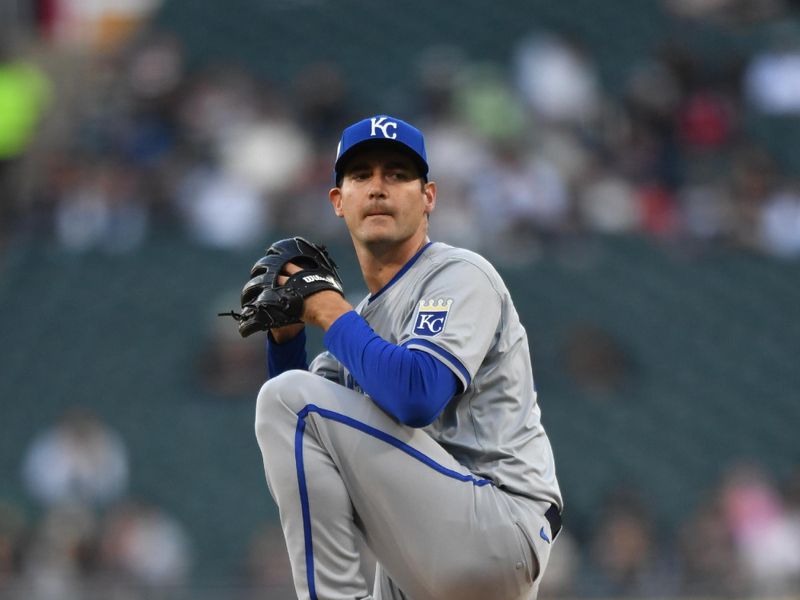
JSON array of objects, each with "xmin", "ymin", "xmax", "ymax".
[{"xmin": 255, "ymin": 369, "xmax": 554, "ymax": 600}]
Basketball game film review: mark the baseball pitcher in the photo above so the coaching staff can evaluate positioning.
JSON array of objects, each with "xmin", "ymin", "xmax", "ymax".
[{"xmin": 224, "ymin": 115, "xmax": 563, "ymax": 600}]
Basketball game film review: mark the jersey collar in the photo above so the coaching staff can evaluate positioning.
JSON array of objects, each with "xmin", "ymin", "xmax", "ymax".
[{"xmin": 368, "ymin": 241, "xmax": 434, "ymax": 303}]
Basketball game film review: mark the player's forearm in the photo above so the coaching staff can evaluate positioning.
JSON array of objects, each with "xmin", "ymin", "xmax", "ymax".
[
  {"xmin": 303, "ymin": 291, "xmax": 353, "ymax": 331},
  {"xmin": 324, "ymin": 311, "xmax": 458, "ymax": 427},
  {"xmin": 266, "ymin": 328, "xmax": 309, "ymax": 378},
  {"xmin": 265, "ymin": 292, "xmax": 351, "ymax": 379}
]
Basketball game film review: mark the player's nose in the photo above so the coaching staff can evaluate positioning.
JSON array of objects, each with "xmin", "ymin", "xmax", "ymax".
[{"xmin": 367, "ymin": 176, "xmax": 388, "ymax": 199}]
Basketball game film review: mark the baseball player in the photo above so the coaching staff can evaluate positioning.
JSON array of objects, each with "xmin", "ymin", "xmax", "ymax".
[{"xmin": 241, "ymin": 115, "xmax": 563, "ymax": 600}]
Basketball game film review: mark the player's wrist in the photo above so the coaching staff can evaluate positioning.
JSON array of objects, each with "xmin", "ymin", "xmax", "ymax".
[
  {"xmin": 303, "ymin": 292, "xmax": 352, "ymax": 331},
  {"xmin": 269, "ymin": 323, "xmax": 305, "ymax": 344}
]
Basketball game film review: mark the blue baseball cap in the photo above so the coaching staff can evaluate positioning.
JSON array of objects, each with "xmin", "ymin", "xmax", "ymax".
[{"xmin": 334, "ymin": 115, "xmax": 429, "ymax": 183}]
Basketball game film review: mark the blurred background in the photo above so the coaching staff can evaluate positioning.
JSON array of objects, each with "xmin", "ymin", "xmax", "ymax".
[{"xmin": 1, "ymin": 0, "xmax": 800, "ymax": 598}]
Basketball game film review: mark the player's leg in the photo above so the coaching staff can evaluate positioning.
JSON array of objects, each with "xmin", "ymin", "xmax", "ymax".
[
  {"xmin": 255, "ymin": 370, "xmax": 546, "ymax": 600},
  {"xmin": 255, "ymin": 372, "xmax": 370, "ymax": 600}
]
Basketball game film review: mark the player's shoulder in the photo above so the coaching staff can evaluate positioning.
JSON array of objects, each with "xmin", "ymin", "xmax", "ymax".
[
  {"xmin": 422, "ymin": 242, "xmax": 505, "ymax": 286},
  {"xmin": 424, "ymin": 242, "xmax": 498, "ymax": 271}
]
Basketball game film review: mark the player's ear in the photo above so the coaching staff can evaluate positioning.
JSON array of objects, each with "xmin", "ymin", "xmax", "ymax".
[
  {"xmin": 422, "ymin": 181, "xmax": 436, "ymax": 216},
  {"xmin": 329, "ymin": 187, "xmax": 344, "ymax": 218}
]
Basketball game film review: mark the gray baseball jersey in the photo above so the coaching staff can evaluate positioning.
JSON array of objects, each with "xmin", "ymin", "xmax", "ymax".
[
  {"xmin": 311, "ymin": 241, "xmax": 562, "ymax": 509},
  {"xmin": 257, "ymin": 241, "xmax": 562, "ymax": 600}
]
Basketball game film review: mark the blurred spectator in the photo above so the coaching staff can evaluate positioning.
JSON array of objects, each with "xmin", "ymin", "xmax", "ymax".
[
  {"xmin": 676, "ymin": 89, "xmax": 736, "ymax": 149},
  {"xmin": 624, "ymin": 58, "xmax": 683, "ymax": 136},
  {"xmin": 0, "ymin": 44, "xmax": 52, "ymax": 162},
  {"xmin": 757, "ymin": 182, "xmax": 800, "ymax": 258},
  {"xmin": 0, "ymin": 39, "xmax": 52, "ymax": 235},
  {"xmin": 290, "ymin": 61, "xmax": 355, "ymax": 145},
  {"xmin": 577, "ymin": 164, "xmax": 641, "ymax": 234},
  {"xmin": 18, "ymin": 502, "xmax": 99, "ymax": 600},
  {"xmin": 197, "ymin": 297, "xmax": 267, "ymax": 397},
  {"xmin": 468, "ymin": 141, "xmax": 570, "ymax": 259},
  {"xmin": 243, "ymin": 522, "xmax": 294, "ymax": 599},
  {"xmin": 174, "ymin": 66, "xmax": 264, "ymax": 152},
  {"xmin": 53, "ymin": 159, "xmax": 149, "ymax": 253},
  {"xmin": 276, "ymin": 148, "xmax": 352, "ymax": 242},
  {"xmin": 219, "ymin": 115, "xmax": 311, "ymax": 197},
  {"xmin": 662, "ymin": 0, "xmax": 789, "ymax": 24},
  {"xmin": 621, "ymin": 47, "xmax": 693, "ymax": 188},
  {"xmin": 414, "ymin": 44, "xmax": 467, "ymax": 121},
  {"xmin": 124, "ymin": 31, "xmax": 185, "ymax": 107},
  {"xmin": 0, "ymin": 500, "xmax": 26, "ymax": 589},
  {"xmin": 728, "ymin": 144, "xmax": 777, "ymax": 251},
  {"xmin": 720, "ymin": 462, "xmax": 800, "ymax": 596},
  {"xmin": 677, "ymin": 492, "xmax": 744, "ymax": 596},
  {"xmin": 784, "ymin": 466, "xmax": 800, "ymax": 594},
  {"xmin": 38, "ymin": 0, "xmax": 163, "ymax": 52},
  {"xmin": 678, "ymin": 172, "xmax": 737, "ymax": 244},
  {"xmin": 637, "ymin": 182, "xmax": 682, "ymax": 238},
  {"xmin": 583, "ymin": 486, "xmax": 670, "ymax": 597},
  {"xmin": 413, "ymin": 49, "xmax": 488, "ymax": 247},
  {"xmin": 173, "ymin": 161, "xmax": 268, "ymax": 250},
  {"xmin": 99, "ymin": 500, "xmax": 191, "ymax": 591},
  {"xmin": 745, "ymin": 22, "xmax": 800, "ymax": 114},
  {"xmin": 561, "ymin": 324, "xmax": 634, "ymax": 396},
  {"xmin": 22, "ymin": 407, "xmax": 129, "ymax": 509},
  {"xmin": 514, "ymin": 32, "xmax": 602, "ymax": 126},
  {"xmin": 453, "ymin": 63, "xmax": 529, "ymax": 143}
]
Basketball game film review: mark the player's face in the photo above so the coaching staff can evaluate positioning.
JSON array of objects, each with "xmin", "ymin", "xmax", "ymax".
[{"xmin": 330, "ymin": 147, "xmax": 436, "ymax": 253}]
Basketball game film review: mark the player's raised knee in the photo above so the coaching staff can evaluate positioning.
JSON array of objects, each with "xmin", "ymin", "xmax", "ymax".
[{"xmin": 255, "ymin": 369, "xmax": 319, "ymax": 427}]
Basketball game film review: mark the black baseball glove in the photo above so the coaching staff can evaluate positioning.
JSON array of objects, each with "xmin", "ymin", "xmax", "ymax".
[{"xmin": 219, "ymin": 237, "xmax": 344, "ymax": 337}]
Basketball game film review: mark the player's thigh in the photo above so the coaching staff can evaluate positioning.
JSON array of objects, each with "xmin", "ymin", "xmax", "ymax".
[{"xmin": 259, "ymin": 371, "xmax": 533, "ymax": 598}]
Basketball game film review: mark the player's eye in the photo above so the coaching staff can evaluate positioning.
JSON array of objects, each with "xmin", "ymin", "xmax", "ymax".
[{"xmin": 388, "ymin": 170, "xmax": 411, "ymax": 181}]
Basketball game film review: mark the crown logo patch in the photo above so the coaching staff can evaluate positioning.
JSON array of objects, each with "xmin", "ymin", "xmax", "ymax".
[{"xmin": 413, "ymin": 298, "xmax": 453, "ymax": 337}]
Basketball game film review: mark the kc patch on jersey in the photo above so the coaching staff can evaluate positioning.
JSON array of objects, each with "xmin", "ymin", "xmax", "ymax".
[{"xmin": 413, "ymin": 298, "xmax": 453, "ymax": 336}]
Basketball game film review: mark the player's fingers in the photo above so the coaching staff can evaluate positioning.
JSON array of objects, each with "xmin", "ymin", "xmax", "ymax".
[
  {"xmin": 282, "ymin": 262, "xmax": 302, "ymax": 275},
  {"xmin": 277, "ymin": 262, "xmax": 302, "ymax": 286}
]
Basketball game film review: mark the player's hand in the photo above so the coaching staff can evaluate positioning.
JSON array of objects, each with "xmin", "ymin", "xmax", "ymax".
[
  {"xmin": 220, "ymin": 237, "xmax": 345, "ymax": 338},
  {"xmin": 269, "ymin": 263, "xmax": 306, "ymax": 342},
  {"xmin": 279, "ymin": 262, "xmax": 352, "ymax": 331}
]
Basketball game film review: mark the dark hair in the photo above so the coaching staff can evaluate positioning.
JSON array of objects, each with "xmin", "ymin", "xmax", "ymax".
[{"xmin": 334, "ymin": 140, "xmax": 428, "ymax": 187}]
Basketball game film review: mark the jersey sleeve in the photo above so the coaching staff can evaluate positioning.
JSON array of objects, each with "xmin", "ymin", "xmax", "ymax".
[
  {"xmin": 399, "ymin": 258, "xmax": 502, "ymax": 391},
  {"xmin": 266, "ymin": 330, "xmax": 309, "ymax": 378},
  {"xmin": 267, "ymin": 329, "xmax": 342, "ymax": 383},
  {"xmin": 309, "ymin": 350, "xmax": 342, "ymax": 382}
]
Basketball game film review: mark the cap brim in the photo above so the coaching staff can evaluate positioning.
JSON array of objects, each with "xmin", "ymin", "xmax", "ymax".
[{"xmin": 334, "ymin": 138, "xmax": 429, "ymax": 182}]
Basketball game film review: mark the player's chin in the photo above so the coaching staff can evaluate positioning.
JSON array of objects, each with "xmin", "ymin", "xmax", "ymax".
[{"xmin": 357, "ymin": 222, "xmax": 399, "ymax": 243}]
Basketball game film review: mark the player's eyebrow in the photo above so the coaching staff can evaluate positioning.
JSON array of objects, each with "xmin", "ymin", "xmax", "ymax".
[
  {"xmin": 345, "ymin": 159, "xmax": 371, "ymax": 173},
  {"xmin": 383, "ymin": 159, "xmax": 415, "ymax": 171},
  {"xmin": 347, "ymin": 157, "xmax": 415, "ymax": 174}
]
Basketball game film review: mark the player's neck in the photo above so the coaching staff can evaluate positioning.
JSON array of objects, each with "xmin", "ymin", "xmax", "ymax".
[{"xmin": 356, "ymin": 235, "xmax": 429, "ymax": 294}]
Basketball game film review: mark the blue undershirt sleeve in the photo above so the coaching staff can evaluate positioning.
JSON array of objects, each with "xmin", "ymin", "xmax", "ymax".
[
  {"xmin": 266, "ymin": 329, "xmax": 309, "ymax": 378},
  {"xmin": 323, "ymin": 310, "xmax": 459, "ymax": 428}
]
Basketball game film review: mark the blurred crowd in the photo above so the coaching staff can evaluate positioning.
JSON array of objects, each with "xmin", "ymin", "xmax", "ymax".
[
  {"xmin": 2, "ymin": 407, "xmax": 799, "ymax": 599},
  {"xmin": 2, "ymin": 4, "xmax": 800, "ymax": 263},
  {"xmin": 0, "ymin": 407, "xmax": 193, "ymax": 599},
  {"xmin": 0, "ymin": 406, "xmax": 300, "ymax": 600},
  {"xmin": 2, "ymin": 1, "xmax": 800, "ymax": 598},
  {"xmin": 543, "ymin": 463, "xmax": 800, "ymax": 598}
]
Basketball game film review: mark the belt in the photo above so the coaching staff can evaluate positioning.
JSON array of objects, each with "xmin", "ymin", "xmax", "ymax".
[{"xmin": 545, "ymin": 504, "xmax": 562, "ymax": 539}]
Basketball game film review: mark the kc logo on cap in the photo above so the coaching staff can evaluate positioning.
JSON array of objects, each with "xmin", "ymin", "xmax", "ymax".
[{"xmin": 369, "ymin": 116, "xmax": 398, "ymax": 139}]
